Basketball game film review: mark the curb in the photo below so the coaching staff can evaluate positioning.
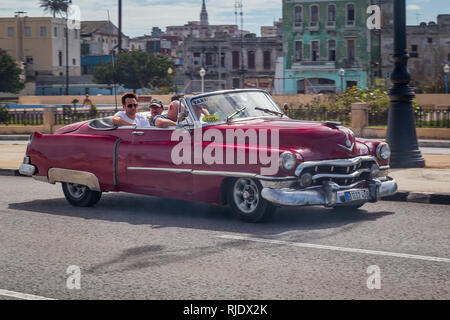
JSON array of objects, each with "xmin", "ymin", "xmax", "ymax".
[
  {"xmin": 382, "ymin": 191, "xmax": 450, "ymax": 205},
  {"xmin": 0, "ymin": 135, "xmax": 29, "ymax": 141},
  {"xmin": 0, "ymin": 168, "xmax": 22, "ymax": 176}
]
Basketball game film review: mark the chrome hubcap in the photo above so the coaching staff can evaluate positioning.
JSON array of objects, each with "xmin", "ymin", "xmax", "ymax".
[
  {"xmin": 233, "ymin": 179, "xmax": 259, "ymax": 214},
  {"xmin": 67, "ymin": 183, "xmax": 87, "ymax": 199}
]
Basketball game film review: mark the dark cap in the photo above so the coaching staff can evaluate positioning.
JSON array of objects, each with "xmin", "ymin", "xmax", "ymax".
[{"xmin": 149, "ymin": 98, "xmax": 163, "ymax": 108}]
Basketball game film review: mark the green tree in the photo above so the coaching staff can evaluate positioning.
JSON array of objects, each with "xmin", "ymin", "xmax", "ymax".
[
  {"xmin": 39, "ymin": 0, "xmax": 68, "ymax": 18},
  {"xmin": 0, "ymin": 50, "xmax": 25, "ymax": 93},
  {"xmin": 93, "ymin": 51, "xmax": 175, "ymax": 93}
]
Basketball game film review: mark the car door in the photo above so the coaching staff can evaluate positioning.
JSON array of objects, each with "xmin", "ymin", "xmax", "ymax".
[{"xmin": 122, "ymin": 124, "xmax": 194, "ymax": 201}]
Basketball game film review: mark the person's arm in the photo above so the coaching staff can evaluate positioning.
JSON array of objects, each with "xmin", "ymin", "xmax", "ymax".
[
  {"xmin": 154, "ymin": 117, "xmax": 177, "ymax": 128},
  {"xmin": 112, "ymin": 115, "xmax": 135, "ymax": 126}
]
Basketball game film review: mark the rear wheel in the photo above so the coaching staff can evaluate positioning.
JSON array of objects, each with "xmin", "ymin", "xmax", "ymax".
[
  {"xmin": 228, "ymin": 178, "xmax": 275, "ymax": 223},
  {"xmin": 62, "ymin": 182, "xmax": 102, "ymax": 207}
]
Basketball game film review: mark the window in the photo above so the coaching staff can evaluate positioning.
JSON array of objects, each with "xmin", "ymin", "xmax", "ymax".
[
  {"xmin": 294, "ymin": 6, "xmax": 303, "ymax": 27},
  {"xmin": 427, "ymin": 37, "xmax": 433, "ymax": 43},
  {"xmin": 232, "ymin": 51, "xmax": 240, "ymax": 69},
  {"xmin": 25, "ymin": 26, "xmax": 31, "ymax": 37},
  {"xmin": 232, "ymin": 78, "xmax": 240, "ymax": 89},
  {"xmin": 206, "ymin": 53, "xmax": 213, "ymax": 66},
  {"xmin": 8, "ymin": 27, "xmax": 14, "ymax": 37},
  {"xmin": 74, "ymin": 29, "xmax": 78, "ymax": 39},
  {"xmin": 26, "ymin": 56, "xmax": 33, "ymax": 64},
  {"xmin": 248, "ymin": 51, "xmax": 255, "ymax": 69},
  {"xmin": 328, "ymin": 40, "xmax": 336, "ymax": 61},
  {"xmin": 40, "ymin": 26, "xmax": 47, "ymax": 37},
  {"xmin": 347, "ymin": 4, "xmax": 355, "ymax": 26},
  {"xmin": 263, "ymin": 51, "xmax": 271, "ymax": 69},
  {"xmin": 221, "ymin": 53, "xmax": 225, "ymax": 68},
  {"xmin": 411, "ymin": 45, "xmax": 418, "ymax": 51},
  {"xmin": 64, "ymin": 27, "xmax": 67, "ymax": 38},
  {"xmin": 328, "ymin": 5, "xmax": 336, "ymax": 23},
  {"xmin": 297, "ymin": 79, "xmax": 305, "ymax": 94},
  {"xmin": 54, "ymin": 27, "xmax": 57, "ymax": 37},
  {"xmin": 312, "ymin": 41, "xmax": 319, "ymax": 61},
  {"xmin": 347, "ymin": 39, "xmax": 355, "ymax": 61},
  {"xmin": 58, "ymin": 51, "xmax": 63, "ymax": 67},
  {"xmin": 295, "ymin": 41, "xmax": 303, "ymax": 62},
  {"xmin": 448, "ymin": 53, "xmax": 450, "ymax": 61},
  {"xmin": 310, "ymin": 5, "xmax": 319, "ymax": 27}
]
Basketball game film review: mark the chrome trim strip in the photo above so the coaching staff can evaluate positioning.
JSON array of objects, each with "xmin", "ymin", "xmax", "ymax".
[
  {"xmin": 113, "ymin": 138, "xmax": 122, "ymax": 186},
  {"xmin": 128, "ymin": 167, "xmax": 192, "ymax": 174},
  {"xmin": 127, "ymin": 167, "xmax": 296, "ymax": 181},
  {"xmin": 311, "ymin": 168, "xmax": 371, "ymax": 180},
  {"xmin": 379, "ymin": 165, "xmax": 390, "ymax": 170},
  {"xmin": 295, "ymin": 156, "xmax": 377, "ymax": 177}
]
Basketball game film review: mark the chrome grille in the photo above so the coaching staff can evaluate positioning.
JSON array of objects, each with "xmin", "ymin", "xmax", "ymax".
[{"xmin": 295, "ymin": 156, "xmax": 378, "ymax": 187}]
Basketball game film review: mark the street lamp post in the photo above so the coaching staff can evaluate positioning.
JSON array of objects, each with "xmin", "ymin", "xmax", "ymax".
[
  {"xmin": 386, "ymin": 0, "xmax": 424, "ymax": 168},
  {"xmin": 199, "ymin": 67, "xmax": 206, "ymax": 93},
  {"xmin": 65, "ymin": 0, "xmax": 72, "ymax": 96},
  {"xmin": 338, "ymin": 68, "xmax": 345, "ymax": 93},
  {"xmin": 444, "ymin": 64, "xmax": 449, "ymax": 94}
]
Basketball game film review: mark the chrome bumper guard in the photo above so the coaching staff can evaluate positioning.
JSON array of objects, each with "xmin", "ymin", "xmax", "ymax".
[
  {"xmin": 261, "ymin": 177, "xmax": 398, "ymax": 207},
  {"xmin": 19, "ymin": 157, "xmax": 36, "ymax": 176}
]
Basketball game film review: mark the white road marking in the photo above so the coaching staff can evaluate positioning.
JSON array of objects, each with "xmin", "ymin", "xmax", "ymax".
[
  {"xmin": 0, "ymin": 289, "xmax": 55, "ymax": 300},
  {"xmin": 218, "ymin": 235, "xmax": 450, "ymax": 263}
]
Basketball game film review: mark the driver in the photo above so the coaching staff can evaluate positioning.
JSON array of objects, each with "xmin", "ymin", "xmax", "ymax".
[{"xmin": 112, "ymin": 92, "xmax": 150, "ymax": 127}]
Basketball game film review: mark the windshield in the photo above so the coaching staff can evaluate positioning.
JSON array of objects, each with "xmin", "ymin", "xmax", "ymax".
[{"xmin": 189, "ymin": 90, "xmax": 284, "ymax": 123}]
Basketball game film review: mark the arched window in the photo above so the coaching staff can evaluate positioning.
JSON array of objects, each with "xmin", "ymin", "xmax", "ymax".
[
  {"xmin": 328, "ymin": 4, "xmax": 336, "ymax": 25},
  {"xmin": 294, "ymin": 6, "xmax": 303, "ymax": 27},
  {"xmin": 310, "ymin": 5, "xmax": 319, "ymax": 27},
  {"xmin": 347, "ymin": 3, "xmax": 355, "ymax": 26}
]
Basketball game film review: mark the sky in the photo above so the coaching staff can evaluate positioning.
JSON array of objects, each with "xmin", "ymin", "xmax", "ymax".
[{"xmin": 0, "ymin": 0, "xmax": 449, "ymax": 38}]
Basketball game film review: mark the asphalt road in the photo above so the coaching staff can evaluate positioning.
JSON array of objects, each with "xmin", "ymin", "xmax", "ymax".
[{"xmin": 0, "ymin": 176, "xmax": 449, "ymax": 300}]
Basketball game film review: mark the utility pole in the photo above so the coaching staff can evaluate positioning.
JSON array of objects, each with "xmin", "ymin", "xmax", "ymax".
[
  {"xmin": 118, "ymin": 0, "xmax": 122, "ymax": 53},
  {"xmin": 65, "ymin": 1, "xmax": 72, "ymax": 95},
  {"xmin": 234, "ymin": 0, "xmax": 244, "ymax": 88}
]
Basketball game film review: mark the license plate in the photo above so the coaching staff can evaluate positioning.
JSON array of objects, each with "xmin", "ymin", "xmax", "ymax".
[{"xmin": 344, "ymin": 190, "xmax": 369, "ymax": 201}]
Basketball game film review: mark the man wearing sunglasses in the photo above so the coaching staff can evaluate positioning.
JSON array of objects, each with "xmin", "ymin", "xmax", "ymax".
[{"xmin": 112, "ymin": 92, "xmax": 150, "ymax": 127}]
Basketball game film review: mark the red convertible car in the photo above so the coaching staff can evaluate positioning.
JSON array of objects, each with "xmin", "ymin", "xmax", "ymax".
[{"xmin": 19, "ymin": 89, "xmax": 397, "ymax": 222}]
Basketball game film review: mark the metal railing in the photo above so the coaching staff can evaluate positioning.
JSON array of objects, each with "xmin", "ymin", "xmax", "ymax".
[
  {"xmin": 287, "ymin": 105, "xmax": 351, "ymax": 126},
  {"xmin": 369, "ymin": 107, "xmax": 450, "ymax": 128},
  {"xmin": 2, "ymin": 109, "xmax": 44, "ymax": 126},
  {"xmin": 55, "ymin": 109, "xmax": 116, "ymax": 125}
]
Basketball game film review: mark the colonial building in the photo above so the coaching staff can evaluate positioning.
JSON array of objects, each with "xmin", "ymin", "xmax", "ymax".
[
  {"xmin": 282, "ymin": 0, "xmax": 380, "ymax": 93},
  {"xmin": 165, "ymin": 1, "xmax": 249, "ymax": 38},
  {"xmin": 377, "ymin": 1, "xmax": 450, "ymax": 90},
  {"xmin": 181, "ymin": 33, "xmax": 282, "ymax": 92},
  {"xmin": 80, "ymin": 20, "xmax": 129, "ymax": 56},
  {"xmin": 261, "ymin": 19, "xmax": 283, "ymax": 37},
  {"xmin": 0, "ymin": 15, "xmax": 80, "ymax": 78}
]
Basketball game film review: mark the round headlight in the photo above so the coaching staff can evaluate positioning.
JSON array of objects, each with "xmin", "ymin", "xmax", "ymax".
[
  {"xmin": 376, "ymin": 143, "xmax": 391, "ymax": 161},
  {"xmin": 279, "ymin": 151, "xmax": 296, "ymax": 172}
]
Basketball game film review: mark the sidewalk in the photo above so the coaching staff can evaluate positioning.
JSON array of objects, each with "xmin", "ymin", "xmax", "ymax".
[{"xmin": 0, "ymin": 143, "xmax": 449, "ymax": 205}]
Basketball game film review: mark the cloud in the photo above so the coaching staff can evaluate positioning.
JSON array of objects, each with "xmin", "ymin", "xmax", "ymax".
[{"xmin": 407, "ymin": 4, "xmax": 421, "ymax": 10}]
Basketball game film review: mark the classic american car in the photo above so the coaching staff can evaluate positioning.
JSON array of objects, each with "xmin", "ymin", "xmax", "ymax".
[{"xmin": 19, "ymin": 89, "xmax": 397, "ymax": 222}]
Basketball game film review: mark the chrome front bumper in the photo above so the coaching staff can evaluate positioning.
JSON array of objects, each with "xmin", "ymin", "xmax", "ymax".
[
  {"xmin": 19, "ymin": 157, "xmax": 36, "ymax": 176},
  {"xmin": 261, "ymin": 177, "xmax": 398, "ymax": 207}
]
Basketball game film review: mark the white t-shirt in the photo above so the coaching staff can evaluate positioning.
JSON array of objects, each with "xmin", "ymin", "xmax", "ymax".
[{"xmin": 114, "ymin": 111, "xmax": 150, "ymax": 127}]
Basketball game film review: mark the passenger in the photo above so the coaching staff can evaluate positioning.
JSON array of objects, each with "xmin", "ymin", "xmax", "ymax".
[
  {"xmin": 192, "ymin": 103, "xmax": 210, "ymax": 122},
  {"xmin": 112, "ymin": 92, "xmax": 150, "ymax": 127},
  {"xmin": 150, "ymin": 98, "xmax": 177, "ymax": 128}
]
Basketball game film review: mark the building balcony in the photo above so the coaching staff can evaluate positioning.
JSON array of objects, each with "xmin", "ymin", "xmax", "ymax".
[
  {"xmin": 308, "ymin": 21, "xmax": 320, "ymax": 32},
  {"xmin": 326, "ymin": 21, "xmax": 336, "ymax": 31},
  {"xmin": 291, "ymin": 61, "xmax": 336, "ymax": 71}
]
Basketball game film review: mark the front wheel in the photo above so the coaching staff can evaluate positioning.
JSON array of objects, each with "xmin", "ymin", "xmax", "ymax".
[
  {"xmin": 62, "ymin": 182, "xmax": 102, "ymax": 207},
  {"xmin": 227, "ymin": 178, "xmax": 275, "ymax": 223}
]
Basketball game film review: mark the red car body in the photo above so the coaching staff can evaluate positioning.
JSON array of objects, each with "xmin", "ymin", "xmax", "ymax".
[{"xmin": 20, "ymin": 89, "xmax": 397, "ymax": 222}]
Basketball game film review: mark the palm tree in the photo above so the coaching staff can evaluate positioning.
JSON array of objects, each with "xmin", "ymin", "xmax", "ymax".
[{"xmin": 39, "ymin": 0, "xmax": 68, "ymax": 18}]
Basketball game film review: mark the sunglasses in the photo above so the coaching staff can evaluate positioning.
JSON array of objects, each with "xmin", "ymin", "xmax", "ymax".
[{"xmin": 127, "ymin": 103, "xmax": 138, "ymax": 108}]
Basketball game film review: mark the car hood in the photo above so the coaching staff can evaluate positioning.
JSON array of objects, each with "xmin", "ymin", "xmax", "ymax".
[{"xmin": 207, "ymin": 118, "xmax": 370, "ymax": 161}]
